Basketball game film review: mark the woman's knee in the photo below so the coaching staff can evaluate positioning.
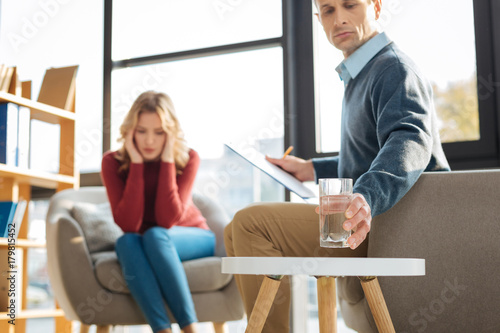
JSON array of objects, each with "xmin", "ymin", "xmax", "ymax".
[
  {"xmin": 143, "ymin": 226, "xmax": 171, "ymax": 241},
  {"xmin": 143, "ymin": 227, "xmax": 175, "ymax": 253},
  {"xmin": 115, "ymin": 233, "xmax": 141, "ymax": 253}
]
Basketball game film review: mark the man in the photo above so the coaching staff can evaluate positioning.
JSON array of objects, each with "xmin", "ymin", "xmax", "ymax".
[{"xmin": 224, "ymin": 0, "xmax": 450, "ymax": 332}]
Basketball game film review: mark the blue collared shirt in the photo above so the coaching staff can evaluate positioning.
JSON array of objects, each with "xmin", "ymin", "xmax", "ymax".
[
  {"xmin": 335, "ymin": 32, "xmax": 392, "ymax": 86},
  {"xmin": 313, "ymin": 33, "xmax": 450, "ymax": 217}
]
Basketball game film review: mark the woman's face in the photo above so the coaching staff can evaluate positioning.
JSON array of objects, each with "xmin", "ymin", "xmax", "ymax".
[{"xmin": 133, "ymin": 112, "xmax": 166, "ymax": 162}]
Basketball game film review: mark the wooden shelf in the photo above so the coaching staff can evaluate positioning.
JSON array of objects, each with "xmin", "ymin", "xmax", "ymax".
[
  {"xmin": 0, "ymin": 91, "xmax": 75, "ymax": 124},
  {"xmin": 0, "ymin": 308, "xmax": 65, "ymax": 320},
  {"xmin": 0, "ymin": 238, "xmax": 45, "ymax": 248},
  {"xmin": 0, "ymin": 164, "xmax": 76, "ymax": 189},
  {"xmin": 0, "ymin": 70, "xmax": 77, "ymax": 333}
]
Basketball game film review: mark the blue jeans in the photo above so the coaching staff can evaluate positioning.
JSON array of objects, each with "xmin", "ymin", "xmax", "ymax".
[{"xmin": 115, "ymin": 226, "xmax": 215, "ymax": 332}]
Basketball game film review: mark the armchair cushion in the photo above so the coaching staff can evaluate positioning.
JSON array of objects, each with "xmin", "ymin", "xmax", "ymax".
[
  {"xmin": 92, "ymin": 252, "xmax": 232, "ymax": 294},
  {"xmin": 71, "ymin": 202, "xmax": 123, "ymax": 253}
]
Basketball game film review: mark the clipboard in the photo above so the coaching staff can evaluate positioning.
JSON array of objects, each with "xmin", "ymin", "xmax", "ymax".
[{"xmin": 224, "ymin": 143, "xmax": 317, "ymax": 200}]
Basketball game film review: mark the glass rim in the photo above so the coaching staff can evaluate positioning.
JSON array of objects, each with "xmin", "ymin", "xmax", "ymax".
[{"xmin": 318, "ymin": 178, "xmax": 353, "ymax": 183}]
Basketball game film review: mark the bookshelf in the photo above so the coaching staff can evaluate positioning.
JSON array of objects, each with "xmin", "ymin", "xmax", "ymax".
[{"xmin": 0, "ymin": 77, "xmax": 78, "ymax": 333}]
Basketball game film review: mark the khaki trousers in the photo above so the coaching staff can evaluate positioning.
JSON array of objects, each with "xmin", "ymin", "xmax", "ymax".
[{"xmin": 224, "ymin": 202, "xmax": 368, "ymax": 333}]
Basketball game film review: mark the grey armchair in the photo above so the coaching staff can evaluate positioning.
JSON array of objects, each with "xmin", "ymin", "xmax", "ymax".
[
  {"xmin": 338, "ymin": 170, "xmax": 500, "ymax": 332},
  {"xmin": 46, "ymin": 186, "xmax": 244, "ymax": 333}
]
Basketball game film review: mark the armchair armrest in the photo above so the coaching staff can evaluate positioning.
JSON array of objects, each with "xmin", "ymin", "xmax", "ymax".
[
  {"xmin": 192, "ymin": 193, "xmax": 230, "ymax": 257},
  {"xmin": 46, "ymin": 214, "xmax": 97, "ymax": 321}
]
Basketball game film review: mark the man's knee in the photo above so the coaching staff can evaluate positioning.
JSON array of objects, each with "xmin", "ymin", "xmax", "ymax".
[
  {"xmin": 225, "ymin": 204, "xmax": 266, "ymax": 255},
  {"xmin": 231, "ymin": 203, "xmax": 266, "ymax": 231}
]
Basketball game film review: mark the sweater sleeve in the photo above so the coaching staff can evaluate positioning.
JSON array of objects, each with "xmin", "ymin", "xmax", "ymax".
[
  {"xmin": 154, "ymin": 149, "xmax": 200, "ymax": 229},
  {"xmin": 101, "ymin": 152, "xmax": 145, "ymax": 233},
  {"xmin": 312, "ymin": 156, "xmax": 340, "ymax": 182},
  {"xmin": 353, "ymin": 63, "xmax": 436, "ymax": 217}
]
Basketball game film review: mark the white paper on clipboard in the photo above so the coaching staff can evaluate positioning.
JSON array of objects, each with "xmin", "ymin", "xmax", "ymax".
[{"xmin": 224, "ymin": 143, "xmax": 317, "ymax": 200}]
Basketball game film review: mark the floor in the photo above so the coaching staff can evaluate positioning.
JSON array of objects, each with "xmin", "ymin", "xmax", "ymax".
[{"xmin": 27, "ymin": 315, "xmax": 357, "ymax": 332}]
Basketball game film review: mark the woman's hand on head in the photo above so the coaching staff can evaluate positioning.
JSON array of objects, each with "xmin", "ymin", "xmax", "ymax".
[
  {"xmin": 161, "ymin": 131, "xmax": 175, "ymax": 163},
  {"xmin": 125, "ymin": 130, "xmax": 143, "ymax": 163}
]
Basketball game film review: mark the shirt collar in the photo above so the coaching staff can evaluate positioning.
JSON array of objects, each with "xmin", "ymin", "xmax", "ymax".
[{"xmin": 335, "ymin": 32, "xmax": 392, "ymax": 86}]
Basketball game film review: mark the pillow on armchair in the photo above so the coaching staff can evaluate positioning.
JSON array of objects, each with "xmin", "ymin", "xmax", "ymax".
[{"xmin": 71, "ymin": 202, "xmax": 123, "ymax": 254}]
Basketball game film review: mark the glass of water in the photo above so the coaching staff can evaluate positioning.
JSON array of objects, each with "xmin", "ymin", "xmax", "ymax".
[{"xmin": 319, "ymin": 178, "xmax": 353, "ymax": 248}]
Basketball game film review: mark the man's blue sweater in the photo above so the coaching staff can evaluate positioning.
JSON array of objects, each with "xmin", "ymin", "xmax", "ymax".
[{"xmin": 313, "ymin": 35, "xmax": 450, "ymax": 217}]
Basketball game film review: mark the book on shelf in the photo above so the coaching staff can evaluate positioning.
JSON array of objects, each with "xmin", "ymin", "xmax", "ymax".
[
  {"xmin": 9, "ymin": 68, "xmax": 22, "ymax": 96},
  {"xmin": 0, "ymin": 200, "xmax": 27, "ymax": 239},
  {"xmin": 0, "ymin": 65, "xmax": 18, "ymax": 94},
  {"xmin": 17, "ymin": 107, "xmax": 30, "ymax": 169},
  {"xmin": 7, "ymin": 200, "xmax": 27, "ymax": 239},
  {"xmin": 0, "ymin": 67, "xmax": 15, "ymax": 93},
  {"xmin": 37, "ymin": 65, "xmax": 78, "ymax": 111},
  {"xmin": 0, "ymin": 103, "xmax": 19, "ymax": 166},
  {"xmin": 0, "ymin": 65, "xmax": 8, "ymax": 91},
  {"xmin": 0, "ymin": 201, "xmax": 17, "ymax": 238},
  {"xmin": 29, "ymin": 119, "xmax": 60, "ymax": 173}
]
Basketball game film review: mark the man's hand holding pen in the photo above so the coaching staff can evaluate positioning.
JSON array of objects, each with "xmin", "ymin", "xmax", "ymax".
[{"xmin": 266, "ymin": 146, "xmax": 316, "ymax": 182}]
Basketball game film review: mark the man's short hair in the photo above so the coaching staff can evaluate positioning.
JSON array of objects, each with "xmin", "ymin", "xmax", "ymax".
[{"xmin": 313, "ymin": 0, "xmax": 373, "ymax": 6}]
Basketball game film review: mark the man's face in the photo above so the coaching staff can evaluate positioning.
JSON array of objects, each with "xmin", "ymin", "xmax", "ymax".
[{"xmin": 315, "ymin": 0, "xmax": 381, "ymax": 58}]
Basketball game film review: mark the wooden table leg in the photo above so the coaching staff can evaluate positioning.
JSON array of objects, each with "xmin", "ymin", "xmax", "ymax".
[
  {"xmin": 359, "ymin": 277, "xmax": 395, "ymax": 333},
  {"xmin": 213, "ymin": 322, "xmax": 229, "ymax": 333},
  {"xmin": 316, "ymin": 276, "xmax": 337, "ymax": 333},
  {"xmin": 96, "ymin": 325, "xmax": 111, "ymax": 333},
  {"xmin": 245, "ymin": 275, "xmax": 283, "ymax": 333},
  {"xmin": 79, "ymin": 323, "xmax": 90, "ymax": 333}
]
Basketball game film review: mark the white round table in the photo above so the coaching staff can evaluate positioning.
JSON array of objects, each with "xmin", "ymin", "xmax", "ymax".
[{"xmin": 222, "ymin": 257, "xmax": 425, "ymax": 333}]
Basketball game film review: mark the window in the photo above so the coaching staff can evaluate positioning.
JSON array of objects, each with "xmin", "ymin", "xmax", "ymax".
[
  {"xmin": 112, "ymin": 0, "xmax": 282, "ymax": 60},
  {"xmin": 106, "ymin": 0, "xmax": 285, "ymax": 215},
  {"xmin": 383, "ymin": 0, "xmax": 479, "ymax": 144}
]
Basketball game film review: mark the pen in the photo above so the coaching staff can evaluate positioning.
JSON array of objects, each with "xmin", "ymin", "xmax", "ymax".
[{"xmin": 282, "ymin": 146, "xmax": 294, "ymax": 159}]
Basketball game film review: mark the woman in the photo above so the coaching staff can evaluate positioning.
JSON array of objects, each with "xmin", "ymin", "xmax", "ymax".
[{"xmin": 101, "ymin": 91, "xmax": 214, "ymax": 333}]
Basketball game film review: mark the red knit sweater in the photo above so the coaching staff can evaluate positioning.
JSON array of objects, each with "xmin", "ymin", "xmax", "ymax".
[{"xmin": 100, "ymin": 149, "xmax": 208, "ymax": 234}]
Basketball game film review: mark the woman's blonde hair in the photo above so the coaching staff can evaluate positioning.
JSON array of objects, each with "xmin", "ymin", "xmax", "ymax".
[{"xmin": 115, "ymin": 91, "xmax": 190, "ymax": 174}]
